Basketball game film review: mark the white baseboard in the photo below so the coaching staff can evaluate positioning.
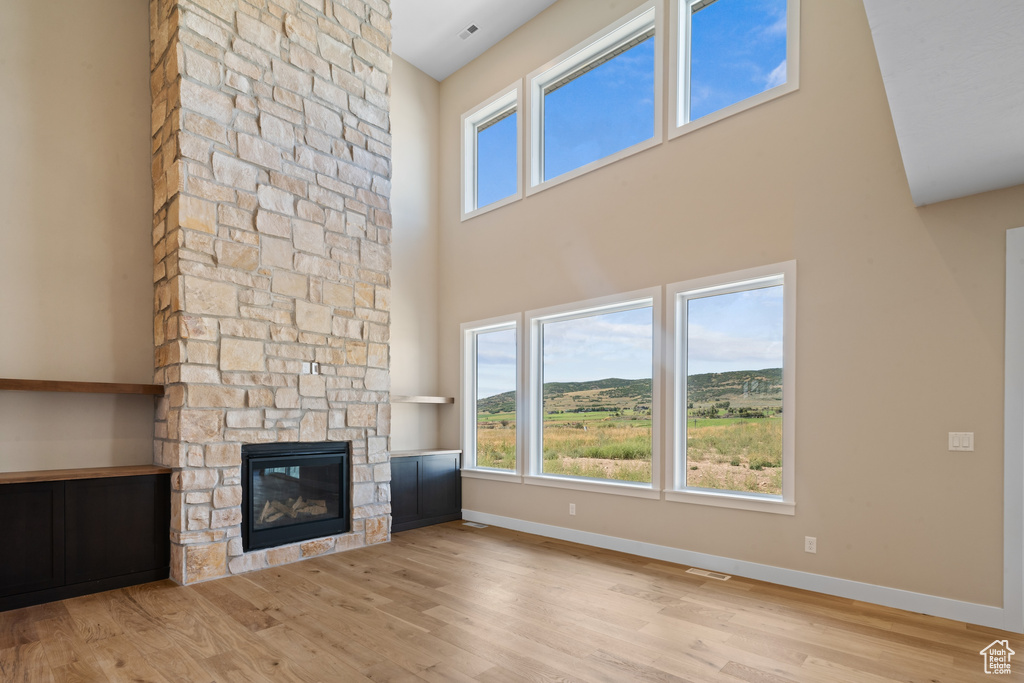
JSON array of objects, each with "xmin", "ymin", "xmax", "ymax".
[{"xmin": 462, "ymin": 509, "xmax": 1014, "ymax": 632}]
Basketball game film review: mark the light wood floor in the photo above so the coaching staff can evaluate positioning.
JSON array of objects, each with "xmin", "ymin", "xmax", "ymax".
[{"xmin": 0, "ymin": 522, "xmax": 1016, "ymax": 682}]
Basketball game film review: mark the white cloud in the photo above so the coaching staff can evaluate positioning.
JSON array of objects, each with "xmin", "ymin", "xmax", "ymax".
[
  {"xmin": 687, "ymin": 323, "xmax": 782, "ymax": 374},
  {"xmin": 763, "ymin": 15, "xmax": 787, "ymax": 38},
  {"xmin": 764, "ymin": 59, "xmax": 787, "ymax": 89},
  {"xmin": 542, "ymin": 310, "xmax": 653, "ymax": 381}
]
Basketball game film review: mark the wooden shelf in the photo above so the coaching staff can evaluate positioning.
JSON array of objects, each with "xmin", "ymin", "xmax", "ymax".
[
  {"xmin": 0, "ymin": 465, "xmax": 172, "ymax": 485},
  {"xmin": 391, "ymin": 449, "xmax": 462, "ymax": 459},
  {"xmin": 392, "ymin": 395, "xmax": 455, "ymax": 404},
  {"xmin": 0, "ymin": 378, "xmax": 164, "ymax": 396}
]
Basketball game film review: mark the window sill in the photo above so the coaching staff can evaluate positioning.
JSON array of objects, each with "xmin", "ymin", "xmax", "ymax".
[
  {"xmin": 665, "ymin": 489, "xmax": 795, "ymax": 515},
  {"xmin": 669, "ymin": 80, "xmax": 799, "ymax": 141},
  {"xmin": 526, "ymin": 135, "xmax": 661, "ymax": 199},
  {"xmin": 524, "ymin": 474, "xmax": 660, "ymax": 499},
  {"xmin": 461, "ymin": 192, "xmax": 522, "ymax": 222},
  {"xmin": 462, "ymin": 468, "xmax": 523, "ymax": 483}
]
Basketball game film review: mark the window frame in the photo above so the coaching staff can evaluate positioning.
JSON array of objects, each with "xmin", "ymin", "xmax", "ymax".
[
  {"xmin": 524, "ymin": 288, "xmax": 663, "ymax": 498},
  {"xmin": 525, "ymin": 1, "xmax": 663, "ymax": 197},
  {"xmin": 460, "ymin": 314, "xmax": 524, "ymax": 482},
  {"xmin": 665, "ymin": 261, "xmax": 796, "ymax": 514},
  {"xmin": 461, "ymin": 82, "xmax": 524, "ymax": 222},
  {"xmin": 668, "ymin": 0, "xmax": 800, "ymax": 140}
]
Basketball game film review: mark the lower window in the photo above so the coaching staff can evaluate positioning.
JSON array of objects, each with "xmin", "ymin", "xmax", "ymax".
[
  {"xmin": 669, "ymin": 262, "xmax": 795, "ymax": 509},
  {"xmin": 533, "ymin": 298, "xmax": 655, "ymax": 485},
  {"xmin": 463, "ymin": 318, "xmax": 519, "ymax": 473}
]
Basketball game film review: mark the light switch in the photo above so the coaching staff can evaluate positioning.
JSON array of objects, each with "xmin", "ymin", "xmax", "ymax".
[{"xmin": 949, "ymin": 432, "xmax": 974, "ymax": 452}]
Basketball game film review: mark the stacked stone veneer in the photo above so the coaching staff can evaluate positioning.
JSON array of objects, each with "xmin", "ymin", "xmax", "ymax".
[{"xmin": 149, "ymin": 0, "xmax": 392, "ymax": 584}]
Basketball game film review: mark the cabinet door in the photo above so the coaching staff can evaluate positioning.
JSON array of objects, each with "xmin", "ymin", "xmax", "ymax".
[
  {"xmin": 0, "ymin": 482, "xmax": 64, "ymax": 597},
  {"xmin": 390, "ymin": 457, "xmax": 421, "ymax": 525},
  {"xmin": 421, "ymin": 454, "xmax": 461, "ymax": 518},
  {"xmin": 64, "ymin": 475, "xmax": 170, "ymax": 584}
]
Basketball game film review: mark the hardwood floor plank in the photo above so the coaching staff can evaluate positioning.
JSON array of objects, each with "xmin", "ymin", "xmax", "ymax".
[
  {"xmin": 720, "ymin": 660, "xmax": 799, "ymax": 683},
  {"xmin": 0, "ymin": 641, "xmax": 54, "ymax": 683},
  {"xmin": 3, "ymin": 522, "xmax": 1019, "ymax": 683}
]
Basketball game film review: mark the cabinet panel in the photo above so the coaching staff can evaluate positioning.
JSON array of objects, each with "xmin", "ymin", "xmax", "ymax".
[
  {"xmin": 390, "ymin": 457, "xmax": 421, "ymax": 526},
  {"xmin": 392, "ymin": 453, "xmax": 461, "ymax": 532},
  {"xmin": 0, "ymin": 482, "xmax": 64, "ymax": 598},
  {"xmin": 421, "ymin": 454, "xmax": 460, "ymax": 519},
  {"xmin": 64, "ymin": 475, "xmax": 170, "ymax": 584}
]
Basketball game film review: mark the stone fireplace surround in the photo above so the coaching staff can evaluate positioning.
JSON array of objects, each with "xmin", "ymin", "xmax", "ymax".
[{"xmin": 150, "ymin": 0, "xmax": 393, "ymax": 584}]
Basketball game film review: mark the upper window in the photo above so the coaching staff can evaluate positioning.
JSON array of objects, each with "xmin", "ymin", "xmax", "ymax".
[
  {"xmin": 527, "ymin": 291, "xmax": 660, "ymax": 493},
  {"xmin": 462, "ymin": 84, "xmax": 522, "ymax": 220},
  {"xmin": 462, "ymin": 317, "xmax": 520, "ymax": 477},
  {"xmin": 667, "ymin": 262, "xmax": 795, "ymax": 513},
  {"xmin": 672, "ymin": 0, "xmax": 798, "ymax": 135},
  {"xmin": 528, "ymin": 2, "xmax": 662, "ymax": 192}
]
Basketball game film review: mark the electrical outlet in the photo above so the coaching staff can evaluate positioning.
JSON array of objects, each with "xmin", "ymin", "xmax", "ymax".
[
  {"xmin": 805, "ymin": 536, "xmax": 817, "ymax": 554},
  {"xmin": 569, "ymin": 503, "xmax": 576, "ymax": 516}
]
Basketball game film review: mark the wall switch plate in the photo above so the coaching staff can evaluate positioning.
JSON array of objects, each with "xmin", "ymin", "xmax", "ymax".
[
  {"xmin": 569, "ymin": 503, "xmax": 576, "ymax": 516},
  {"xmin": 301, "ymin": 362, "xmax": 312, "ymax": 374},
  {"xmin": 804, "ymin": 536, "xmax": 817, "ymax": 553},
  {"xmin": 948, "ymin": 432, "xmax": 974, "ymax": 451}
]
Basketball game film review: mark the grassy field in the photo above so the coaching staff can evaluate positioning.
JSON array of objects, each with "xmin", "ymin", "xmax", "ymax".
[{"xmin": 475, "ymin": 413, "xmax": 781, "ymax": 493}]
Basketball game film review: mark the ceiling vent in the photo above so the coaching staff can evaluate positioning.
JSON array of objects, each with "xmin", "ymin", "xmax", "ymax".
[{"xmin": 458, "ymin": 24, "xmax": 480, "ymax": 40}]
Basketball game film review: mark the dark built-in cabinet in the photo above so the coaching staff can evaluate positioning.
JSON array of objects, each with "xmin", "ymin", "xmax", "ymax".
[
  {"xmin": 391, "ymin": 451, "xmax": 461, "ymax": 532},
  {"xmin": 0, "ymin": 468, "xmax": 171, "ymax": 611}
]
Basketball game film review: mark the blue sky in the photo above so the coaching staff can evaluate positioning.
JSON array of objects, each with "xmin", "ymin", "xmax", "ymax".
[
  {"xmin": 474, "ymin": 0, "xmax": 787, "ymax": 209},
  {"xmin": 689, "ymin": 0, "xmax": 787, "ymax": 121},
  {"xmin": 476, "ymin": 112, "xmax": 517, "ymax": 208},
  {"xmin": 543, "ymin": 37, "xmax": 655, "ymax": 181},
  {"xmin": 543, "ymin": 307, "xmax": 653, "ymax": 384},
  {"xmin": 687, "ymin": 285, "xmax": 783, "ymax": 375},
  {"xmin": 477, "ymin": 328, "xmax": 517, "ymax": 399}
]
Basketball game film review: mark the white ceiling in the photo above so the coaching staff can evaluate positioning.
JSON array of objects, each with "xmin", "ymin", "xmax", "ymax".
[
  {"xmin": 863, "ymin": 0, "xmax": 1024, "ymax": 206},
  {"xmin": 391, "ymin": 0, "xmax": 559, "ymax": 82}
]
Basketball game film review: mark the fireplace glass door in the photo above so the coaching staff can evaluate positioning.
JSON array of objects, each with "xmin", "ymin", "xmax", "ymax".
[
  {"xmin": 242, "ymin": 442, "xmax": 350, "ymax": 551},
  {"xmin": 252, "ymin": 456, "xmax": 340, "ymax": 531}
]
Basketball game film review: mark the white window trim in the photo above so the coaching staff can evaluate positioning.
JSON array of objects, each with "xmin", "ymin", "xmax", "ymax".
[
  {"xmin": 461, "ymin": 82, "xmax": 524, "ymax": 222},
  {"xmin": 460, "ymin": 313, "xmax": 524, "ymax": 481},
  {"xmin": 525, "ymin": 1, "xmax": 663, "ymax": 197},
  {"xmin": 664, "ymin": 261, "xmax": 796, "ymax": 514},
  {"xmin": 668, "ymin": 0, "xmax": 800, "ymax": 140},
  {"xmin": 525, "ymin": 287, "xmax": 663, "ymax": 494}
]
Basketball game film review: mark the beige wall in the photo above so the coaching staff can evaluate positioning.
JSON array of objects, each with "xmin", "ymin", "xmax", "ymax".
[
  {"xmin": 434, "ymin": 0, "xmax": 1024, "ymax": 606},
  {"xmin": 390, "ymin": 57, "xmax": 444, "ymax": 451},
  {"xmin": 0, "ymin": 0, "xmax": 154, "ymax": 471}
]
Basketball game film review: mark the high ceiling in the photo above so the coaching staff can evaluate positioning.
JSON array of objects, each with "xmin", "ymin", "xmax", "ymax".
[
  {"xmin": 390, "ymin": 0, "xmax": 558, "ymax": 81},
  {"xmin": 391, "ymin": 0, "xmax": 1024, "ymax": 207},
  {"xmin": 863, "ymin": 0, "xmax": 1024, "ymax": 206}
]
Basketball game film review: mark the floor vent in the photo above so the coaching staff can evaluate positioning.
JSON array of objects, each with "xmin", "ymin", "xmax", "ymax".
[
  {"xmin": 463, "ymin": 521, "xmax": 488, "ymax": 529},
  {"xmin": 686, "ymin": 568, "xmax": 731, "ymax": 581}
]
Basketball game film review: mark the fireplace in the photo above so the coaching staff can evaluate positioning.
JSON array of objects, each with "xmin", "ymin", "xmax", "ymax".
[{"xmin": 242, "ymin": 442, "xmax": 351, "ymax": 552}]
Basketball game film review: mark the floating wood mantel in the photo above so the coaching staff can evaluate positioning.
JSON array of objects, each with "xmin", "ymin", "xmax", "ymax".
[
  {"xmin": 0, "ymin": 378, "xmax": 164, "ymax": 396},
  {"xmin": 391, "ymin": 395, "xmax": 455, "ymax": 404},
  {"xmin": 0, "ymin": 465, "xmax": 172, "ymax": 485}
]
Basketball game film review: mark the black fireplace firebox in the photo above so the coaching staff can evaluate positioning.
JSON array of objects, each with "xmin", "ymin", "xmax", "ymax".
[{"xmin": 242, "ymin": 441, "xmax": 350, "ymax": 552}]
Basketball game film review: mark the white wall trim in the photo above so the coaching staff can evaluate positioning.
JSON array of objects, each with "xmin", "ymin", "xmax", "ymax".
[
  {"xmin": 462, "ymin": 509, "xmax": 1012, "ymax": 631},
  {"xmin": 1004, "ymin": 227, "xmax": 1024, "ymax": 632}
]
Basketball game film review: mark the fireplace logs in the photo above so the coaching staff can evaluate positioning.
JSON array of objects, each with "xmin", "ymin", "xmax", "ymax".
[{"xmin": 258, "ymin": 496, "xmax": 329, "ymax": 524}]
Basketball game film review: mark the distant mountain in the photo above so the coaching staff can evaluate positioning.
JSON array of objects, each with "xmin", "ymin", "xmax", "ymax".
[
  {"xmin": 476, "ymin": 370, "xmax": 781, "ymax": 414},
  {"xmin": 686, "ymin": 368, "xmax": 782, "ymax": 404}
]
